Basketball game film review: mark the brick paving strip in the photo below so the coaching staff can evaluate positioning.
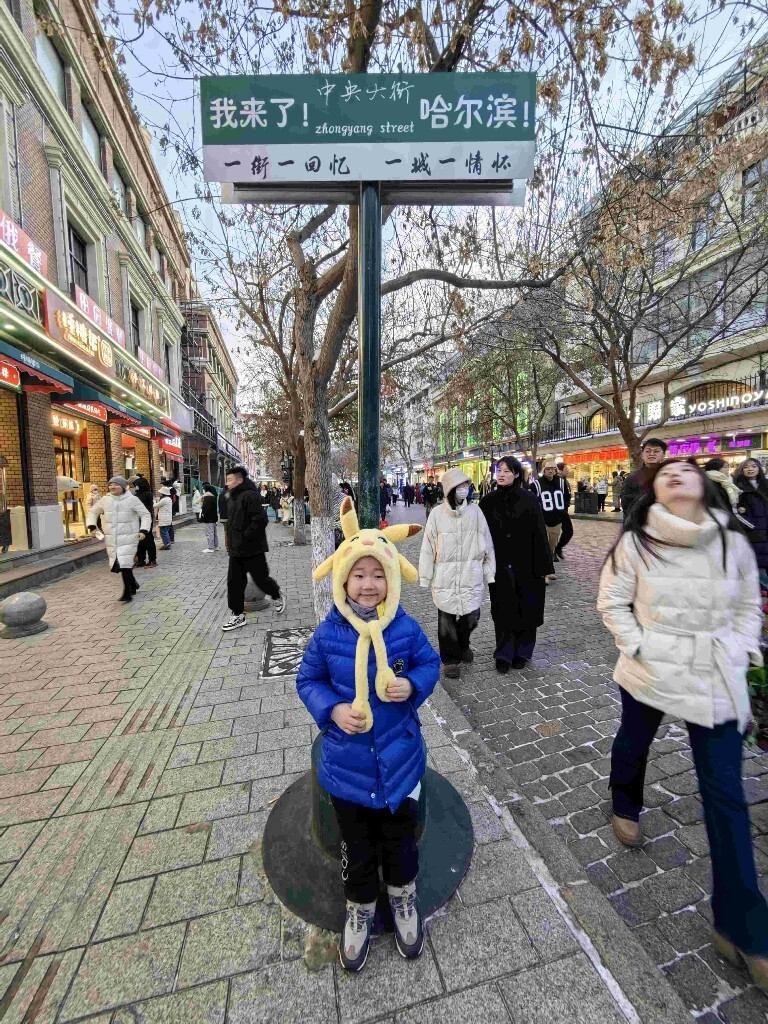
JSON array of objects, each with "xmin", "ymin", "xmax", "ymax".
[{"xmin": 0, "ymin": 516, "xmax": 707, "ymax": 1023}]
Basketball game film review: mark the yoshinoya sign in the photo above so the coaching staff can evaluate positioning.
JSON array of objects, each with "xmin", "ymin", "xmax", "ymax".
[
  {"xmin": 200, "ymin": 73, "xmax": 536, "ymax": 185},
  {"xmin": 640, "ymin": 387, "xmax": 768, "ymax": 424}
]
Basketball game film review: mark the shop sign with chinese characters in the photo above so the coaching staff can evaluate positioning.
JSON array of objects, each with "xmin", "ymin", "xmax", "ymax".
[
  {"xmin": 0, "ymin": 210, "xmax": 47, "ymax": 277},
  {"xmin": 0, "ymin": 357, "xmax": 21, "ymax": 392},
  {"xmin": 51, "ymin": 411, "xmax": 79, "ymax": 434},
  {"xmin": 62, "ymin": 401, "xmax": 108, "ymax": 423},
  {"xmin": 137, "ymin": 346, "xmax": 164, "ymax": 381},
  {"xmin": 45, "ymin": 291, "xmax": 170, "ymax": 415},
  {"xmin": 74, "ymin": 286, "xmax": 125, "ymax": 348},
  {"xmin": 201, "ymin": 73, "xmax": 536, "ymax": 185},
  {"xmin": 0, "ymin": 258, "xmax": 43, "ymax": 324}
]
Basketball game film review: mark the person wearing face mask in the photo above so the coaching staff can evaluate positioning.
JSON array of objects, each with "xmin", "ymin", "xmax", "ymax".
[
  {"xmin": 735, "ymin": 458, "xmax": 768, "ymax": 593},
  {"xmin": 419, "ymin": 468, "xmax": 496, "ymax": 679}
]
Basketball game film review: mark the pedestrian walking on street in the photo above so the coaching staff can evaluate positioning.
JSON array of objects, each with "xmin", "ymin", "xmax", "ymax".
[
  {"xmin": 154, "ymin": 486, "xmax": 174, "ymax": 550},
  {"xmin": 222, "ymin": 465, "xmax": 286, "ymax": 631},
  {"xmin": 130, "ymin": 475, "xmax": 157, "ymax": 568},
  {"xmin": 480, "ymin": 456, "xmax": 553, "ymax": 672},
  {"xmin": 735, "ymin": 458, "xmax": 768, "ymax": 592},
  {"xmin": 191, "ymin": 487, "xmax": 202, "ymax": 521},
  {"xmin": 421, "ymin": 476, "xmax": 439, "ymax": 520},
  {"xmin": 297, "ymin": 496, "xmax": 440, "ymax": 971},
  {"xmin": 379, "ymin": 479, "xmax": 390, "ymax": 524},
  {"xmin": 200, "ymin": 483, "xmax": 219, "ymax": 552},
  {"xmin": 538, "ymin": 460, "xmax": 571, "ymax": 580},
  {"xmin": 610, "ymin": 471, "xmax": 622, "ymax": 512},
  {"xmin": 621, "ymin": 438, "xmax": 667, "ymax": 520},
  {"xmin": 418, "ymin": 467, "xmax": 495, "ymax": 680},
  {"xmin": 86, "ymin": 476, "xmax": 151, "ymax": 602},
  {"xmin": 598, "ymin": 458, "xmax": 768, "ymax": 989},
  {"xmin": 704, "ymin": 458, "xmax": 741, "ymax": 512},
  {"xmin": 554, "ymin": 461, "xmax": 574, "ymax": 560}
]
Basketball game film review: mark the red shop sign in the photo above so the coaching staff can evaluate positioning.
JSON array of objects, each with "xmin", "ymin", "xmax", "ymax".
[
  {"xmin": 159, "ymin": 435, "xmax": 182, "ymax": 455},
  {"xmin": 0, "ymin": 357, "xmax": 21, "ymax": 391},
  {"xmin": 0, "ymin": 210, "xmax": 48, "ymax": 277}
]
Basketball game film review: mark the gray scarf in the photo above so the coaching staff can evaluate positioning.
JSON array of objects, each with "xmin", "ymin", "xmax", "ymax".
[{"xmin": 346, "ymin": 596, "xmax": 379, "ymax": 622}]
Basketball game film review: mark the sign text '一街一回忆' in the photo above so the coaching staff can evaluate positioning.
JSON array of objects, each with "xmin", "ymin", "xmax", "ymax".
[{"xmin": 200, "ymin": 73, "xmax": 536, "ymax": 185}]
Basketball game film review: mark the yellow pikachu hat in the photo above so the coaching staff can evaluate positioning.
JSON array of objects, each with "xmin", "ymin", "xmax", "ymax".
[{"xmin": 312, "ymin": 496, "xmax": 421, "ymax": 733}]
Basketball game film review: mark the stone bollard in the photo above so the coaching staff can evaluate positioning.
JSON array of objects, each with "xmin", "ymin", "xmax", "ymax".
[{"xmin": 0, "ymin": 592, "xmax": 49, "ymax": 639}]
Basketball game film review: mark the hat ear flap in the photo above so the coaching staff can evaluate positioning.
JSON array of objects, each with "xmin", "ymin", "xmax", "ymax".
[{"xmin": 341, "ymin": 497, "xmax": 359, "ymax": 539}]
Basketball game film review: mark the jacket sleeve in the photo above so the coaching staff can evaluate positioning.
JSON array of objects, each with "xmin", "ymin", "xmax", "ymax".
[
  {"xmin": 478, "ymin": 508, "xmax": 496, "ymax": 583},
  {"xmin": 418, "ymin": 511, "xmax": 438, "ymax": 587},
  {"xmin": 596, "ymin": 536, "xmax": 643, "ymax": 659},
  {"xmin": 406, "ymin": 620, "xmax": 440, "ymax": 709},
  {"xmin": 134, "ymin": 496, "xmax": 151, "ymax": 533},
  {"xmin": 731, "ymin": 535, "xmax": 764, "ymax": 666},
  {"xmin": 296, "ymin": 630, "xmax": 340, "ymax": 730},
  {"xmin": 620, "ymin": 474, "xmax": 639, "ymax": 511},
  {"xmin": 85, "ymin": 499, "xmax": 105, "ymax": 528}
]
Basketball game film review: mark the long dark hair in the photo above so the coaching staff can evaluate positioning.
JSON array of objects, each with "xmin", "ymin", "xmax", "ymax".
[
  {"xmin": 496, "ymin": 455, "xmax": 524, "ymax": 487},
  {"xmin": 734, "ymin": 458, "xmax": 768, "ymax": 499},
  {"xmin": 606, "ymin": 458, "xmax": 742, "ymax": 572}
]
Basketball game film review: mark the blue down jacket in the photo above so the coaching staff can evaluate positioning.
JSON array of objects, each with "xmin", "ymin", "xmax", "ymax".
[{"xmin": 296, "ymin": 605, "xmax": 440, "ymax": 811}]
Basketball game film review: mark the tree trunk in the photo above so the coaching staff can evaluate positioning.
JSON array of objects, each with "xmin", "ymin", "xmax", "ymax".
[
  {"xmin": 292, "ymin": 436, "xmax": 308, "ymax": 545},
  {"xmin": 301, "ymin": 370, "xmax": 335, "ymax": 622}
]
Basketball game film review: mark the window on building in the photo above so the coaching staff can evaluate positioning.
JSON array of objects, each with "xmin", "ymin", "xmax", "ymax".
[
  {"xmin": 691, "ymin": 194, "xmax": 720, "ymax": 251},
  {"xmin": 68, "ymin": 224, "xmax": 88, "ymax": 292},
  {"xmin": 130, "ymin": 302, "xmax": 141, "ymax": 351},
  {"xmin": 81, "ymin": 105, "xmax": 100, "ymax": 167},
  {"xmin": 743, "ymin": 158, "xmax": 768, "ymax": 219},
  {"xmin": 111, "ymin": 168, "xmax": 127, "ymax": 215},
  {"xmin": 2, "ymin": 103, "xmax": 21, "ymax": 223},
  {"xmin": 35, "ymin": 26, "xmax": 66, "ymax": 105},
  {"xmin": 164, "ymin": 343, "xmax": 172, "ymax": 384},
  {"xmin": 151, "ymin": 245, "xmax": 161, "ymax": 273},
  {"xmin": 134, "ymin": 215, "xmax": 146, "ymax": 249}
]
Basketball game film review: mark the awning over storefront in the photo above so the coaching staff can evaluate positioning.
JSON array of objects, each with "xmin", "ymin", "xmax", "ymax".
[
  {"xmin": 0, "ymin": 340, "xmax": 74, "ymax": 394},
  {"xmin": 159, "ymin": 435, "xmax": 183, "ymax": 462},
  {"xmin": 69, "ymin": 382, "xmax": 141, "ymax": 426}
]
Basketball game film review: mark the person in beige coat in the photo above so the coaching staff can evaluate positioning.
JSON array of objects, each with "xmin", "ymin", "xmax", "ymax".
[
  {"xmin": 419, "ymin": 467, "xmax": 495, "ymax": 679},
  {"xmin": 598, "ymin": 459, "xmax": 768, "ymax": 987}
]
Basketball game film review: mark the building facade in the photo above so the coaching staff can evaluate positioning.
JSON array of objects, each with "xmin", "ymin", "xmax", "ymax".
[
  {"xmin": 0, "ymin": 0, "xmax": 199, "ymax": 557},
  {"xmin": 179, "ymin": 302, "xmax": 241, "ymax": 488}
]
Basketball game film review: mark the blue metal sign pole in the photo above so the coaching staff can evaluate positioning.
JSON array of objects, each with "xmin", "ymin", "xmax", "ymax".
[{"xmin": 357, "ymin": 182, "xmax": 382, "ymax": 529}]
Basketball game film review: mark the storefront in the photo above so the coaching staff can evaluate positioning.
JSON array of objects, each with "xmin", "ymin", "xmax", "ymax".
[
  {"xmin": 555, "ymin": 446, "xmax": 631, "ymax": 488},
  {"xmin": 158, "ymin": 434, "xmax": 183, "ymax": 480}
]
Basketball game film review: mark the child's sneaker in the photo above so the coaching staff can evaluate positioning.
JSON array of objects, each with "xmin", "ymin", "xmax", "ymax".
[
  {"xmin": 339, "ymin": 900, "xmax": 376, "ymax": 971},
  {"xmin": 387, "ymin": 882, "xmax": 424, "ymax": 959}
]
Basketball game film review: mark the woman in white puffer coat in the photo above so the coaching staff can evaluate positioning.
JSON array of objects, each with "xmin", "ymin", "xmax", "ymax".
[
  {"xmin": 86, "ymin": 476, "xmax": 151, "ymax": 602},
  {"xmin": 598, "ymin": 459, "xmax": 768, "ymax": 987},
  {"xmin": 418, "ymin": 467, "xmax": 495, "ymax": 679}
]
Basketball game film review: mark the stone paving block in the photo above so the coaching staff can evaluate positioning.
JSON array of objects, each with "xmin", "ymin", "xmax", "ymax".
[
  {"xmin": 394, "ymin": 983, "xmax": 512, "ymax": 1024},
  {"xmin": 284, "ymin": 744, "xmax": 312, "ymax": 773},
  {"xmin": 467, "ymin": 800, "xmax": 507, "ymax": 844},
  {"xmin": 198, "ymin": 735, "xmax": 260, "ymax": 762},
  {"xmin": 95, "ymin": 877, "xmax": 154, "ymax": 940},
  {"xmin": 177, "ymin": 721, "xmax": 233, "ymax": 745},
  {"xmin": 207, "ymin": 811, "xmax": 270, "ymax": 860},
  {"xmin": 177, "ymin": 903, "xmax": 281, "ymax": 987},
  {"xmin": 222, "ymin": 751, "xmax": 285, "ymax": 784},
  {"xmin": 143, "ymin": 857, "xmax": 239, "ymax": 927},
  {"xmin": 655, "ymin": 908, "xmax": 713, "ymax": 953},
  {"xmin": 185, "ymin": 706, "xmax": 213, "ymax": 725},
  {"xmin": 33, "ymin": 738, "xmax": 106, "ymax": 768},
  {"xmin": 633, "ymin": 921, "xmax": 677, "ymax": 964},
  {"xmin": 19, "ymin": 724, "xmax": 90, "ymax": 749},
  {"xmin": 459, "ymin": 840, "xmax": 539, "ymax": 906},
  {"xmin": 256, "ymin": 725, "xmax": 312, "ymax": 752},
  {"xmin": 42, "ymin": 760, "xmax": 88, "ymax": 789},
  {"xmin": 0, "ymin": 764, "xmax": 55, "ymax": 798},
  {"xmin": 0, "ymin": 820, "xmax": 45, "ymax": 862},
  {"xmin": 176, "ymin": 783, "xmax": 251, "ymax": 827},
  {"xmin": 138, "ymin": 796, "xmax": 182, "ymax": 835},
  {"xmin": 59, "ymin": 922, "xmax": 185, "ymax": 1021},
  {"xmin": 497, "ymin": 952, "xmax": 625, "ymax": 1024},
  {"xmin": 0, "ymin": 788, "xmax": 65, "ymax": 826},
  {"xmin": 719, "ymin": 988, "xmax": 768, "ymax": 1024},
  {"xmin": 155, "ymin": 761, "xmax": 224, "ymax": 798},
  {"xmin": 231, "ymin": 711, "xmax": 289, "ymax": 737},
  {"xmin": 119, "ymin": 826, "xmax": 209, "ymax": 881},
  {"xmin": 0, "ymin": 946, "xmax": 83, "ymax": 1024},
  {"xmin": 663, "ymin": 795, "xmax": 704, "ymax": 826},
  {"xmin": 336, "ymin": 936, "xmax": 444, "ymax": 1023},
  {"xmin": 250, "ymin": 773, "xmax": 304, "ymax": 812},
  {"xmin": 428, "ymin": 897, "xmax": 539, "ymax": 989},
  {"xmin": 512, "ymin": 888, "xmax": 579, "ymax": 961},
  {"xmin": 645, "ymin": 835, "xmax": 691, "ymax": 870},
  {"xmin": 228, "ymin": 961, "xmax": 336, "ymax": 1024},
  {"xmin": 0, "ymin": 749, "xmax": 43, "ymax": 775},
  {"xmin": 211, "ymin": 699, "xmax": 263, "ymax": 720},
  {"xmin": 113, "ymin": 980, "xmax": 228, "ymax": 1024},
  {"xmin": 608, "ymin": 849, "xmax": 659, "ymax": 884},
  {"xmin": 608, "ymin": 887, "xmax": 661, "ymax": 927},
  {"xmin": 642, "ymin": 868, "xmax": 704, "ymax": 914},
  {"xmin": 662, "ymin": 953, "xmax": 721, "ymax": 1012}
]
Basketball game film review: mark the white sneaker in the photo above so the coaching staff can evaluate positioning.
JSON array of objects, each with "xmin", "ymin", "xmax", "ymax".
[
  {"xmin": 202, "ymin": 548, "xmax": 215, "ymax": 553},
  {"xmin": 274, "ymin": 593, "xmax": 287, "ymax": 614},
  {"xmin": 222, "ymin": 614, "xmax": 246, "ymax": 632}
]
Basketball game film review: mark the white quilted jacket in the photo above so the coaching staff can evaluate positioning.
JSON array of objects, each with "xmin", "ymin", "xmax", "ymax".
[
  {"xmin": 418, "ymin": 501, "xmax": 496, "ymax": 616},
  {"xmin": 86, "ymin": 492, "xmax": 152, "ymax": 569},
  {"xmin": 597, "ymin": 504, "xmax": 764, "ymax": 731}
]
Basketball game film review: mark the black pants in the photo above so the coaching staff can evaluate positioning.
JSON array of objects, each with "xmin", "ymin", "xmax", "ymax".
[
  {"xmin": 136, "ymin": 532, "xmax": 157, "ymax": 565},
  {"xmin": 555, "ymin": 512, "xmax": 573, "ymax": 554},
  {"xmin": 438, "ymin": 608, "xmax": 480, "ymax": 664},
  {"xmin": 597, "ymin": 494, "xmax": 607, "ymax": 513},
  {"xmin": 120, "ymin": 568, "xmax": 138, "ymax": 596},
  {"xmin": 227, "ymin": 553, "xmax": 281, "ymax": 615},
  {"xmin": 331, "ymin": 795, "xmax": 419, "ymax": 904},
  {"xmin": 488, "ymin": 583, "xmax": 537, "ymax": 663}
]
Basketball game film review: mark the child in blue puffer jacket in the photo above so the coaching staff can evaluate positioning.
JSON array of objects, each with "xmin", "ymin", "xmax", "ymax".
[{"xmin": 296, "ymin": 498, "xmax": 440, "ymax": 972}]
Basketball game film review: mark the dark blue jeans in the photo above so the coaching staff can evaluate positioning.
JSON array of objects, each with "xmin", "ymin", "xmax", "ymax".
[{"xmin": 611, "ymin": 687, "xmax": 768, "ymax": 955}]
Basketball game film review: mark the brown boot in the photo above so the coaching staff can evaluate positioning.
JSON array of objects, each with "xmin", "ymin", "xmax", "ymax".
[
  {"xmin": 611, "ymin": 814, "xmax": 642, "ymax": 848},
  {"xmin": 443, "ymin": 664, "xmax": 461, "ymax": 679},
  {"xmin": 715, "ymin": 933, "xmax": 768, "ymax": 991}
]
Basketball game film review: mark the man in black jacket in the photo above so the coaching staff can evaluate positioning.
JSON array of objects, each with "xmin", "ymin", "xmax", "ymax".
[
  {"xmin": 621, "ymin": 438, "xmax": 667, "ymax": 521},
  {"xmin": 223, "ymin": 466, "xmax": 286, "ymax": 631},
  {"xmin": 422, "ymin": 476, "xmax": 440, "ymax": 520}
]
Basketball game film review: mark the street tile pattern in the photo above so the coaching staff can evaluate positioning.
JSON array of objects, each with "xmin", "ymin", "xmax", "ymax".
[
  {"xmin": 394, "ymin": 505, "xmax": 768, "ymax": 1022},
  {"xmin": 0, "ymin": 519, "xmax": 637, "ymax": 1023}
]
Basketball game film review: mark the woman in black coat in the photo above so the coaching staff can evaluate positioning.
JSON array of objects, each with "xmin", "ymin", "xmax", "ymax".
[
  {"xmin": 735, "ymin": 458, "xmax": 768, "ymax": 591},
  {"xmin": 480, "ymin": 456, "xmax": 554, "ymax": 672}
]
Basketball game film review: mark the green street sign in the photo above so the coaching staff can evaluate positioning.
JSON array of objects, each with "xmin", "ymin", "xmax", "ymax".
[{"xmin": 201, "ymin": 73, "xmax": 536, "ymax": 186}]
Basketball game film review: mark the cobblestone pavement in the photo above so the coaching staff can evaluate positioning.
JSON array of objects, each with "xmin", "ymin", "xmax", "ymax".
[
  {"xmin": 0, "ymin": 518, "xmax": 664, "ymax": 1024},
  {"xmin": 392, "ymin": 501, "xmax": 768, "ymax": 1023}
]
